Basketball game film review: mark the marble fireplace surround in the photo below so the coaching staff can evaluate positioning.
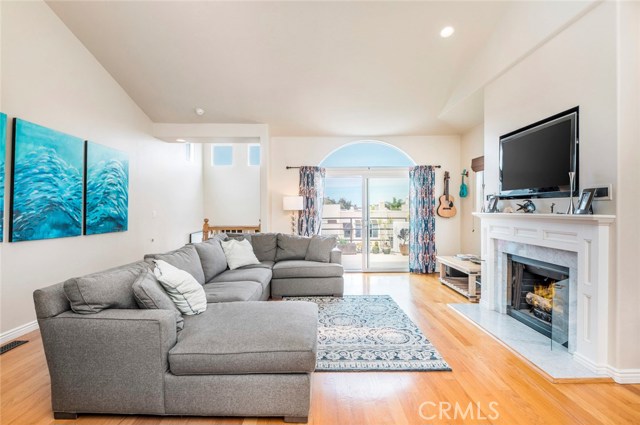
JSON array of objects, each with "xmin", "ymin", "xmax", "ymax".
[{"xmin": 474, "ymin": 213, "xmax": 615, "ymax": 378}]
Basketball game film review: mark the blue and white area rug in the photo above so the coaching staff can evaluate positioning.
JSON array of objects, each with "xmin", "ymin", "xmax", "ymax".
[{"xmin": 286, "ymin": 295, "xmax": 451, "ymax": 372}]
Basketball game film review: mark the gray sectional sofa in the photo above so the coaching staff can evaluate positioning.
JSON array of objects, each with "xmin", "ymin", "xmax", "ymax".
[{"xmin": 32, "ymin": 233, "xmax": 344, "ymax": 423}]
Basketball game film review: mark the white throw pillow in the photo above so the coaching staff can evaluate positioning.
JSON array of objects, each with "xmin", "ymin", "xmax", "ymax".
[
  {"xmin": 221, "ymin": 239, "xmax": 261, "ymax": 270},
  {"xmin": 153, "ymin": 260, "xmax": 207, "ymax": 315}
]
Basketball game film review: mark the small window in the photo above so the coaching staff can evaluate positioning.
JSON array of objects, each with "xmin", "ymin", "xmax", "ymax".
[
  {"xmin": 185, "ymin": 143, "xmax": 194, "ymax": 162},
  {"xmin": 248, "ymin": 144, "xmax": 260, "ymax": 166},
  {"xmin": 212, "ymin": 145, "xmax": 233, "ymax": 166}
]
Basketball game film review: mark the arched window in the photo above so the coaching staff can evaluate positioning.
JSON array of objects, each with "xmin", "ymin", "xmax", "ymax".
[{"xmin": 320, "ymin": 141, "xmax": 415, "ymax": 168}]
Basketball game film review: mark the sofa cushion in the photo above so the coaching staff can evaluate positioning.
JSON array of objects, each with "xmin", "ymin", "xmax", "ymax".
[
  {"xmin": 275, "ymin": 234, "xmax": 311, "ymax": 262},
  {"xmin": 305, "ymin": 235, "xmax": 337, "ymax": 263},
  {"xmin": 192, "ymin": 239, "xmax": 228, "ymax": 282},
  {"xmin": 153, "ymin": 260, "xmax": 207, "ymax": 315},
  {"xmin": 225, "ymin": 233, "xmax": 251, "ymax": 242},
  {"xmin": 238, "ymin": 260, "xmax": 275, "ymax": 270},
  {"xmin": 203, "ymin": 281, "xmax": 263, "ymax": 303},
  {"xmin": 169, "ymin": 301, "xmax": 318, "ymax": 375},
  {"xmin": 250, "ymin": 233, "xmax": 278, "ymax": 262},
  {"xmin": 220, "ymin": 239, "xmax": 261, "ymax": 270},
  {"xmin": 64, "ymin": 261, "xmax": 149, "ymax": 314},
  {"xmin": 210, "ymin": 268, "xmax": 272, "ymax": 291},
  {"xmin": 145, "ymin": 245, "xmax": 206, "ymax": 285},
  {"xmin": 272, "ymin": 260, "xmax": 344, "ymax": 279},
  {"xmin": 132, "ymin": 269, "xmax": 184, "ymax": 331}
]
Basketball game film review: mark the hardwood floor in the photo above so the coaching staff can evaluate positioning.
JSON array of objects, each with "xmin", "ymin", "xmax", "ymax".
[{"xmin": 2, "ymin": 273, "xmax": 639, "ymax": 424}]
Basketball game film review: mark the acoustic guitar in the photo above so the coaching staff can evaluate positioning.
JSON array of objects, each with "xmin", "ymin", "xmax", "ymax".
[{"xmin": 437, "ymin": 171, "xmax": 457, "ymax": 218}]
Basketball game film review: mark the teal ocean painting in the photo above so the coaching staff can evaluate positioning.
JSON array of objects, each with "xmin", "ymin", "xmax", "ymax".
[
  {"xmin": 84, "ymin": 141, "xmax": 129, "ymax": 235},
  {"xmin": 0, "ymin": 113, "xmax": 6, "ymax": 242},
  {"xmin": 10, "ymin": 119, "xmax": 84, "ymax": 242}
]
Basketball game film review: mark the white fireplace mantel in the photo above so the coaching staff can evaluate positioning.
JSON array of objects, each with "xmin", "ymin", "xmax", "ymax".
[
  {"xmin": 473, "ymin": 212, "xmax": 615, "ymax": 378},
  {"xmin": 473, "ymin": 212, "xmax": 615, "ymax": 224}
]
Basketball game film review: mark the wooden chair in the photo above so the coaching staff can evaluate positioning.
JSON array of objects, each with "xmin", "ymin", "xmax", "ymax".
[{"xmin": 202, "ymin": 218, "xmax": 261, "ymax": 241}]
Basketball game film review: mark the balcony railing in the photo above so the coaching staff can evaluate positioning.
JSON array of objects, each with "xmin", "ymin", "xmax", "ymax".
[{"xmin": 321, "ymin": 216, "xmax": 408, "ymax": 249}]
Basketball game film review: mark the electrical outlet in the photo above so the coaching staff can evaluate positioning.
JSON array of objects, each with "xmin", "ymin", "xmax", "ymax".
[{"xmin": 584, "ymin": 184, "xmax": 613, "ymax": 201}]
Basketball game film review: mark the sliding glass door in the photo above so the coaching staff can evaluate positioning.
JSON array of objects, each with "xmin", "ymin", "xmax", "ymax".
[
  {"xmin": 322, "ymin": 176, "xmax": 364, "ymax": 271},
  {"xmin": 322, "ymin": 170, "xmax": 409, "ymax": 272},
  {"xmin": 366, "ymin": 177, "xmax": 409, "ymax": 271}
]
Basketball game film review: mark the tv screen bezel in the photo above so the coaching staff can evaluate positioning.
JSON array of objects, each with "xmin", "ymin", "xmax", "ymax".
[{"xmin": 499, "ymin": 106, "xmax": 579, "ymax": 200}]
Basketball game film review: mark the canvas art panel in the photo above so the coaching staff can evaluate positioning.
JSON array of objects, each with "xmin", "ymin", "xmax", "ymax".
[
  {"xmin": 84, "ymin": 141, "xmax": 129, "ymax": 235},
  {"xmin": 10, "ymin": 119, "xmax": 84, "ymax": 242},
  {"xmin": 0, "ymin": 113, "xmax": 7, "ymax": 242}
]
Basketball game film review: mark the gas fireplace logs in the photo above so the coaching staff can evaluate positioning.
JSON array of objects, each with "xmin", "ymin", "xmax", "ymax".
[{"xmin": 525, "ymin": 292, "xmax": 552, "ymax": 313}]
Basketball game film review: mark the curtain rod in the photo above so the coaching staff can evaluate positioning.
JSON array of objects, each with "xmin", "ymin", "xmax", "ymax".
[{"xmin": 286, "ymin": 165, "xmax": 442, "ymax": 169}]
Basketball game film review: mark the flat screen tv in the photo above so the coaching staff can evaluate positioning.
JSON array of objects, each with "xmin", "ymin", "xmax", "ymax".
[{"xmin": 499, "ymin": 107, "xmax": 579, "ymax": 199}]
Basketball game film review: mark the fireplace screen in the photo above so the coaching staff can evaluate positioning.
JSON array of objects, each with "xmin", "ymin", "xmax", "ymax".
[{"xmin": 507, "ymin": 255, "xmax": 570, "ymax": 348}]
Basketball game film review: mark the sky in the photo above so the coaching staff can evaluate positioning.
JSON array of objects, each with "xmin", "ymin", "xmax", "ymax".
[
  {"xmin": 325, "ymin": 177, "xmax": 409, "ymax": 208},
  {"xmin": 320, "ymin": 142, "xmax": 415, "ymax": 168}
]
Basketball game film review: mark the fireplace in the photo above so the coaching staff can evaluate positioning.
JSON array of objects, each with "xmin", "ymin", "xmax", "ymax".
[
  {"xmin": 507, "ymin": 255, "xmax": 570, "ymax": 348},
  {"xmin": 474, "ymin": 214, "xmax": 621, "ymax": 381}
]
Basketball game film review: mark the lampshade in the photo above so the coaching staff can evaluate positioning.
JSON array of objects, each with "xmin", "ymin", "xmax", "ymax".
[{"xmin": 283, "ymin": 195, "xmax": 304, "ymax": 211}]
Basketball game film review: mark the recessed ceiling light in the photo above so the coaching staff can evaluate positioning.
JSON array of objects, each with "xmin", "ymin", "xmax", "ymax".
[
  {"xmin": 440, "ymin": 26, "xmax": 455, "ymax": 38},
  {"xmin": 176, "ymin": 138, "xmax": 186, "ymax": 143},
  {"xmin": 194, "ymin": 107, "xmax": 205, "ymax": 116}
]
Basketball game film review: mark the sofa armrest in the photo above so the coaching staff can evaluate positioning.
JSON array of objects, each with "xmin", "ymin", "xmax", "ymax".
[
  {"xmin": 330, "ymin": 247, "xmax": 342, "ymax": 265},
  {"xmin": 39, "ymin": 309, "xmax": 177, "ymax": 415}
]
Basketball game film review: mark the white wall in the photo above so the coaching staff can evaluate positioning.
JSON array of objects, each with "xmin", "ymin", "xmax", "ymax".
[
  {"xmin": 203, "ymin": 141, "xmax": 261, "ymax": 226},
  {"xmin": 483, "ymin": 1, "xmax": 640, "ymax": 373},
  {"xmin": 0, "ymin": 1, "xmax": 204, "ymax": 336},
  {"xmin": 614, "ymin": 0, "xmax": 640, "ymax": 372},
  {"xmin": 460, "ymin": 124, "xmax": 484, "ymax": 255},
  {"xmin": 269, "ymin": 136, "xmax": 462, "ymax": 256}
]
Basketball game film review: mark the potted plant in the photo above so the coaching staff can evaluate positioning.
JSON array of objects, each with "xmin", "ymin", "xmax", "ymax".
[
  {"xmin": 397, "ymin": 228, "xmax": 409, "ymax": 256},
  {"xmin": 371, "ymin": 241, "xmax": 380, "ymax": 254},
  {"xmin": 382, "ymin": 241, "xmax": 391, "ymax": 255},
  {"xmin": 337, "ymin": 237, "xmax": 357, "ymax": 255}
]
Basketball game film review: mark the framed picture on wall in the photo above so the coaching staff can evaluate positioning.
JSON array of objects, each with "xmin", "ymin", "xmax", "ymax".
[
  {"xmin": 84, "ymin": 141, "xmax": 129, "ymax": 235},
  {"xmin": 10, "ymin": 119, "xmax": 84, "ymax": 242},
  {"xmin": 0, "ymin": 112, "xmax": 6, "ymax": 242}
]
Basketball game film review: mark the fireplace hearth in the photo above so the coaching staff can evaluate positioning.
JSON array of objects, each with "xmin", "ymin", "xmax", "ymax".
[{"xmin": 507, "ymin": 255, "xmax": 570, "ymax": 347}]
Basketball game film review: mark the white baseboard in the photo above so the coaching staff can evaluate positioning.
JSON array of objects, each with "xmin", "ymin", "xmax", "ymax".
[
  {"xmin": 605, "ymin": 367, "xmax": 640, "ymax": 384},
  {"xmin": 572, "ymin": 352, "xmax": 607, "ymax": 374},
  {"xmin": 573, "ymin": 352, "xmax": 640, "ymax": 384},
  {"xmin": 0, "ymin": 321, "xmax": 39, "ymax": 345}
]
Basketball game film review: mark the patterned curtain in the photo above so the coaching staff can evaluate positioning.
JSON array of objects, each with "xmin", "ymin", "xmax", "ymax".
[
  {"xmin": 298, "ymin": 166, "xmax": 326, "ymax": 236},
  {"xmin": 409, "ymin": 165, "xmax": 437, "ymax": 273}
]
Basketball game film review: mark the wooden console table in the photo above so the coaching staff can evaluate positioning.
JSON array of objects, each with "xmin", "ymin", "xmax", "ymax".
[{"xmin": 436, "ymin": 256, "xmax": 481, "ymax": 302}]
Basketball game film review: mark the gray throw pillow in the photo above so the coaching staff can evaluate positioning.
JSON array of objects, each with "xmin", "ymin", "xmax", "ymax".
[
  {"xmin": 305, "ymin": 235, "xmax": 337, "ymax": 263},
  {"xmin": 275, "ymin": 234, "xmax": 312, "ymax": 261},
  {"xmin": 64, "ymin": 261, "xmax": 150, "ymax": 314},
  {"xmin": 192, "ymin": 239, "xmax": 228, "ymax": 282},
  {"xmin": 132, "ymin": 269, "xmax": 184, "ymax": 331},
  {"xmin": 251, "ymin": 233, "xmax": 278, "ymax": 262},
  {"xmin": 225, "ymin": 233, "xmax": 252, "ymax": 243},
  {"xmin": 144, "ymin": 245, "xmax": 206, "ymax": 285}
]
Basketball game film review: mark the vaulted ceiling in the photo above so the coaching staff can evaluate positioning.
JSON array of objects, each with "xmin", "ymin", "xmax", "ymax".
[{"xmin": 46, "ymin": 1, "xmax": 589, "ymax": 137}]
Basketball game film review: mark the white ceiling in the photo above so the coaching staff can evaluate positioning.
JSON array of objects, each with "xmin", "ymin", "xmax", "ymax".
[{"xmin": 47, "ymin": 1, "xmax": 513, "ymax": 136}]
